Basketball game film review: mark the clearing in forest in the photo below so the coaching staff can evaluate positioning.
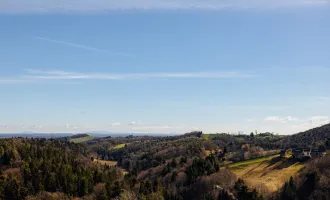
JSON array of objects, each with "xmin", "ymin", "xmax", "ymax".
[
  {"xmin": 93, "ymin": 159, "xmax": 118, "ymax": 167},
  {"xmin": 229, "ymin": 155, "xmax": 304, "ymax": 194},
  {"xmin": 93, "ymin": 159, "xmax": 128, "ymax": 175},
  {"xmin": 70, "ymin": 136, "xmax": 94, "ymax": 143},
  {"xmin": 112, "ymin": 143, "xmax": 126, "ymax": 149}
]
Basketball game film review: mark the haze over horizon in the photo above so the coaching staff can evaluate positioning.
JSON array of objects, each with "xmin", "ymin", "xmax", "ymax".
[{"xmin": 1, "ymin": 0, "xmax": 330, "ymax": 135}]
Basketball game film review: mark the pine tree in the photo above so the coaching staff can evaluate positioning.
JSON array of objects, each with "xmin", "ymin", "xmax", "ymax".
[
  {"xmin": 171, "ymin": 172, "xmax": 178, "ymax": 182},
  {"xmin": 4, "ymin": 178, "xmax": 21, "ymax": 200},
  {"xmin": 171, "ymin": 158, "xmax": 177, "ymax": 168}
]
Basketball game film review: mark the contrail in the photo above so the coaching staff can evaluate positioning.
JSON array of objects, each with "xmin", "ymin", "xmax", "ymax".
[{"xmin": 34, "ymin": 36, "xmax": 134, "ymax": 57}]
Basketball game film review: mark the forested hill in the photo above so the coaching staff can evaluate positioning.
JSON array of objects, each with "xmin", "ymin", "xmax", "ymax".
[
  {"xmin": 1, "ymin": 128, "xmax": 329, "ymax": 200},
  {"xmin": 59, "ymin": 134, "xmax": 94, "ymax": 143},
  {"xmin": 70, "ymin": 134, "xmax": 90, "ymax": 139},
  {"xmin": 278, "ymin": 123, "xmax": 330, "ymax": 149},
  {"xmin": 0, "ymin": 138, "xmax": 122, "ymax": 200}
]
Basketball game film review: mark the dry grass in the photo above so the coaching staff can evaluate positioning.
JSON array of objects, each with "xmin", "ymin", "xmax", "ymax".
[
  {"xmin": 93, "ymin": 159, "xmax": 118, "ymax": 166},
  {"xmin": 205, "ymin": 148, "xmax": 222, "ymax": 156},
  {"xmin": 112, "ymin": 143, "xmax": 126, "ymax": 149},
  {"xmin": 93, "ymin": 159, "xmax": 128, "ymax": 175},
  {"xmin": 70, "ymin": 136, "xmax": 94, "ymax": 143},
  {"xmin": 229, "ymin": 155, "xmax": 304, "ymax": 194}
]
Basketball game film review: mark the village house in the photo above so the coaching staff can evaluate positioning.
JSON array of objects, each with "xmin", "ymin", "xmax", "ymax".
[
  {"xmin": 291, "ymin": 147, "xmax": 327, "ymax": 159},
  {"xmin": 310, "ymin": 149, "xmax": 325, "ymax": 158},
  {"xmin": 292, "ymin": 148, "xmax": 311, "ymax": 159}
]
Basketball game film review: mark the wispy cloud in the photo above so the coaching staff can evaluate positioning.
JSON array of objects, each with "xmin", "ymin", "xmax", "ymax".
[
  {"xmin": 131, "ymin": 125, "xmax": 183, "ymax": 130},
  {"xmin": 25, "ymin": 72, "xmax": 255, "ymax": 80},
  {"xmin": 203, "ymin": 105, "xmax": 288, "ymax": 111},
  {"xmin": 1, "ymin": 0, "xmax": 328, "ymax": 13},
  {"xmin": 109, "ymin": 122, "xmax": 121, "ymax": 126},
  {"xmin": 291, "ymin": 116, "xmax": 329, "ymax": 130},
  {"xmin": 0, "ymin": 79, "xmax": 29, "ymax": 84},
  {"xmin": 264, "ymin": 116, "xmax": 299, "ymax": 123},
  {"xmin": 33, "ymin": 37, "xmax": 134, "ymax": 57},
  {"xmin": 308, "ymin": 116, "xmax": 329, "ymax": 123},
  {"xmin": 128, "ymin": 121, "xmax": 142, "ymax": 126},
  {"xmin": 263, "ymin": 115, "xmax": 329, "ymax": 131},
  {"xmin": 0, "ymin": 69, "xmax": 256, "ymax": 84},
  {"xmin": 34, "ymin": 36, "xmax": 108, "ymax": 53}
]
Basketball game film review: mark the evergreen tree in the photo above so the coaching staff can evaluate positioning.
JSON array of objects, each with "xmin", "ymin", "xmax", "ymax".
[
  {"xmin": 4, "ymin": 178, "xmax": 21, "ymax": 200},
  {"xmin": 171, "ymin": 158, "xmax": 178, "ymax": 168},
  {"xmin": 280, "ymin": 176, "xmax": 296, "ymax": 200},
  {"xmin": 171, "ymin": 171, "xmax": 178, "ymax": 182}
]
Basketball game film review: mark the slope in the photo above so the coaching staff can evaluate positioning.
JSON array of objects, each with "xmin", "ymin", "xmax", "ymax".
[
  {"xmin": 278, "ymin": 123, "xmax": 330, "ymax": 148},
  {"xmin": 229, "ymin": 155, "xmax": 304, "ymax": 194}
]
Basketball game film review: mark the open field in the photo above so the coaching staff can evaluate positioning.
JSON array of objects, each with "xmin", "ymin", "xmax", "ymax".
[
  {"xmin": 93, "ymin": 159, "xmax": 128, "ymax": 175},
  {"xmin": 202, "ymin": 133, "xmax": 246, "ymax": 142},
  {"xmin": 229, "ymin": 154, "xmax": 279, "ymax": 168},
  {"xmin": 93, "ymin": 159, "xmax": 118, "ymax": 167},
  {"xmin": 112, "ymin": 143, "xmax": 126, "ymax": 149},
  {"xmin": 205, "ymin": 149, "xmax": 222, "ymax": 156},
  {"xmin": 70, "ymin": 136, "xmax": 94, "ymax": 143},
  {"xmin": 229, "ymin": 155, "xmax": 304, "ymax": 194}
]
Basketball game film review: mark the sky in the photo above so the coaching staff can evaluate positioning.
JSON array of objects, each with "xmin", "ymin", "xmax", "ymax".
[{"xmin": 1, "ymin": 0, "xmax": 330, "ymax": 134}]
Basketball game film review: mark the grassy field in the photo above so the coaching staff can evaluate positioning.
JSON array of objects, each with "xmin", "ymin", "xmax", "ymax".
[
  {"xmin": 205, "ymin": 149, "xmax": 223, "ymax": 156},
  {"xmin": 229, "ymin": 154, "xmax": 279, "ymax": 169},
  {"xmin": 93, "ymin": 159, "xmax": 128, "ymax": 175},
  {"xmin": 202, "ymin": 133, "xmax": 246, "ymax": 142},
  {"xmin": 202, "ymin": 133, "xmax": 228, "ymax": 140},
  {"xmin": 229, "ymin": 155, "xmax": 304, "ymax": 194},
  {"xmin": 112, "ymin": 143, "xmax": 126, "ymax": 149},
  {"xmin": 70, "ymin": 136, "xmax": 94, "ymax": 143},
  {"xmin": 93, "ymin": 159, "xmax": 118, "ymax": 167}
]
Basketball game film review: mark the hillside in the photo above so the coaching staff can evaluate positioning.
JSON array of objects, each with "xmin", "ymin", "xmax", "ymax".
[
  {"xmin": 0, "ymin": 138, "xmax": 122, "ymax": 200},
  {"xmin": 278, "ymin": 123, "xmax": 330, "ymax": 149},
  {"xmin": 59, "ymin": 134, "xmax": 94, "ymax": 143},
  {"xmin": 229, "ymin": 155, "xmax": 304, "ymax": 195},
  {"xmin": 1, "ymin": 127, "xmax": 330, "ymax": 200},
  {"xmin": 282, "ymin": 152, "xmax": 330, "ymax": 200},
  {"xmin": 70, "ymin": 135, "xmax": 94, "ymax": 143}
]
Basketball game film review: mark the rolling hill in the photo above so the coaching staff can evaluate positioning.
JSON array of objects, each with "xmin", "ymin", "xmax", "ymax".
[
  {"xmin": 278, "ymin": 123, "xmax": 330, "ymax": 148},
  {"xmin": 229, "ymin": 155, "xmax": 304, "ymax": 195}
]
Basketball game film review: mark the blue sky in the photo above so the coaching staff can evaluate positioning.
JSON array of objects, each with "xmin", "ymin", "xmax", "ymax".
[{"xmin": 1, "ymin": 0, "xmax": 330, "ymax": 134}]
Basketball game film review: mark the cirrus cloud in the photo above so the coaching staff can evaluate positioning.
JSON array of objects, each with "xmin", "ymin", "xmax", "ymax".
[
  {"xmin": 264, "ymin": 116, "xmax": 299, "ymax": 123},
  {"xmin": 109, "ymin": 122, "xmax": 121, "ymax": 126},
  {"xmin": 0, "ymin": 0, "xmax": 328, "ymax": 13},
  {"xmin": 0, "ymin": 69, "xmax": 256, "ymax": 85}
]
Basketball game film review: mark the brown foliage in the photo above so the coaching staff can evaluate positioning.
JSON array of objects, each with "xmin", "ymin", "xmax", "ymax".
[
  {"xmin": 3, "ymin": 168, "xmax": 22, "ymax": 182},
  {"xmin": 25, "ymin": 192, "xmax": 73, "ymax": 200}
]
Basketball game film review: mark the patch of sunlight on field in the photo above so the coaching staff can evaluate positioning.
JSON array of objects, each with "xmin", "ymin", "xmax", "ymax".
[
  {"xmin": 229, "ymin": 155, "xmax": 304, "ymax": 194},
  {"xmin": 229, "ymin": 154, "xmax": 279, "ymax": 168},
  {"xmin": 94, "ymin": 159, "xmax": 118, "ymax": 166},
  {"xmin": 93, "ymin": 159, "xmax": 128, "ymax": 175},
  {"xmin": 112, "ymin": 143, "xmax": 126, "ymax": 149},
  {"xmin": 70, "ymin": 136, "xmax": 94, "ymax": 143},
  {"xmin": 205, "ymin": 149, "xmax": 222, "ymax": 156}
]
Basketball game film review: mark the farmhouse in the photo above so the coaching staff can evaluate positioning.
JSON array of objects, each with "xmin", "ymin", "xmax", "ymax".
[
  {"xmin": 292, "ymin": 148, "xmax": 326, "ymax": 159},
  {"xmin": 292, "ymin": 148, "xmax": 311, "ymax": 159},
  {"xmin": 310, "ymin": 149, "xmax": 325, "ymax": 158}
]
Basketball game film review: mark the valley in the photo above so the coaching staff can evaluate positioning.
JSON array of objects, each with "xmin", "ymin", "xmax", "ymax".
[{"xmin": 0, "ymin": 124, "xmax": 330, "ymax": 200}]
